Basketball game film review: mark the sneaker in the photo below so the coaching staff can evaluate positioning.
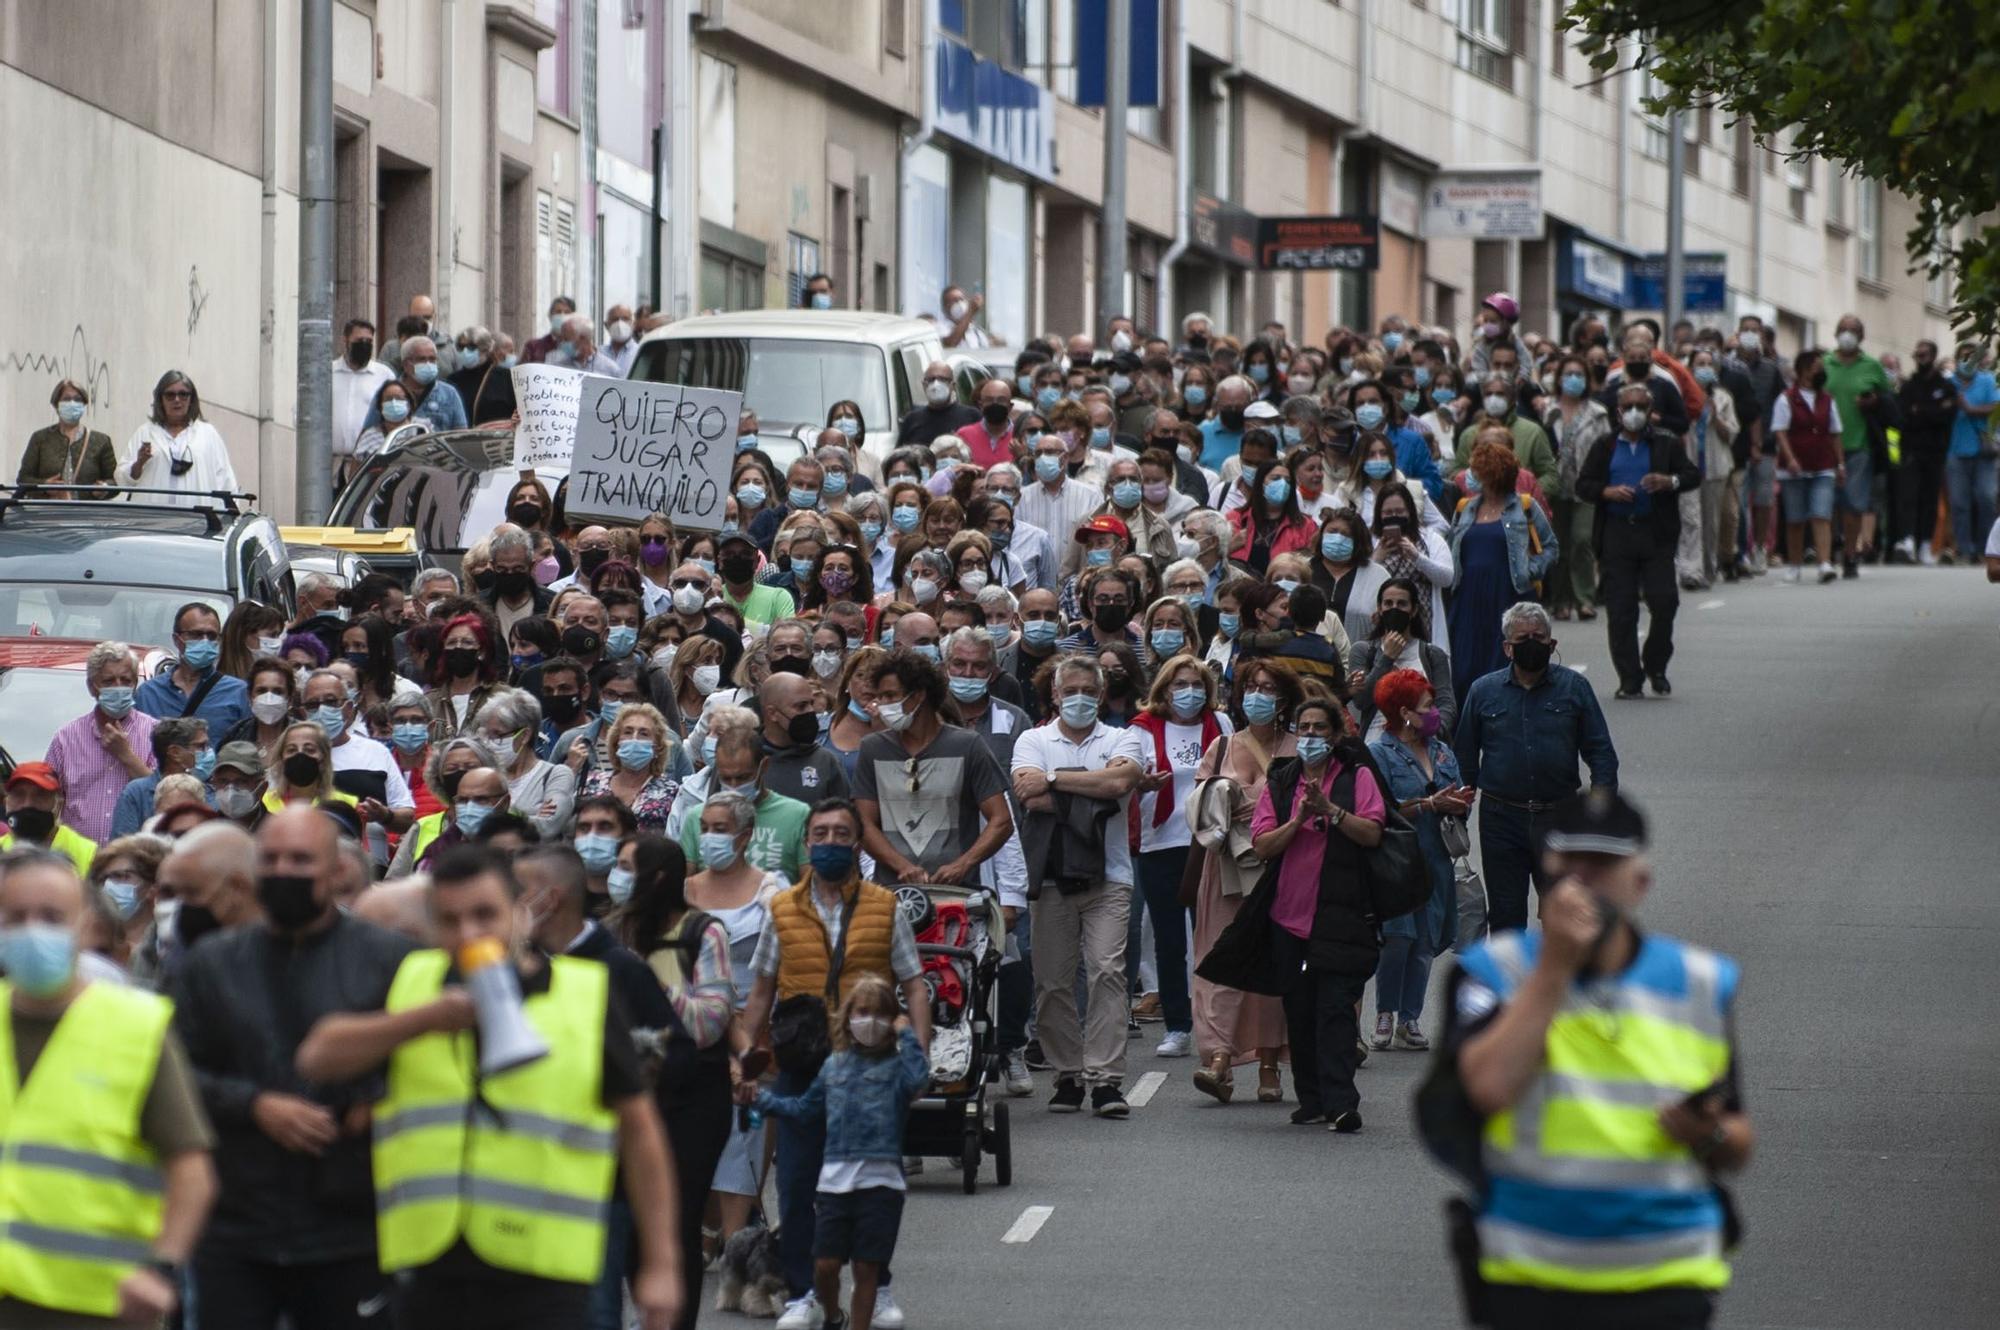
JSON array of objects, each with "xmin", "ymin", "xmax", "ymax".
[
  {"xmin": 1091, "ymin": 1083, "xmax": 1130, "ymax": 1118},
  {"xmin": 1130, "ymin": 992, "xmax": 1164, "ymax": 1022},
  {"xmin": 1022, "ymin": 1039, "xmax": 1052, "ymax": 1071},
  {"xmin": 1781, "ymin": 566, "xmax": 1802, "ymax": 584},
  {"xmin": 1614, "ymin": 683, "xmax": 1644, "ymax": 701},
  {"xmin": 1370, "ymin": 1012, "xmax": 1394, "ymax": 1051},
  {"xmin": 776, "ymin": 1294, "xmax": 824, "ymax": 1330},
  {"xmin": 1817, "ymin": 561, "xmax": 1839, "ymax": 584},
  {"xmin": 1842, "ymin": 558, "xmax": 1859, "ymax": 580},
  {"xmin": 1329, "ymin": 1110, "xmax": 1364, "ymax": 1134},
  {"xmin": 1155, "ymin": 1030, "xmax": 1192, "ymax": 1058},
  {"xmin": 1003, "ymin": 1049, "xmax": 1034, "ymax": 1096},
  {"xmin": 1895, "ymin": 536, "xmax": 1917, "ymax": 563},
  {"xmin": 1920, "ymin": 542, "xmax": 1938, "ymax": 567},
  {"xmin": 1290, "ymin": 1105, "xmax": 1327, "ymax": 1125},
  {"xmin": 1394, "ymin": 1019, "xmax": 1429, "ymax": 1051},
  {"xmin": 1048, "ymin": 1076, "xmax": 1085, "ymax": 1113},
  {"xmin": 823, "ymin": 1315, "xmax": 849, "ymax": 1330},
  {"xmin": 872, "ymin": 1288, "xmax": 906, "ymax": 1330}
]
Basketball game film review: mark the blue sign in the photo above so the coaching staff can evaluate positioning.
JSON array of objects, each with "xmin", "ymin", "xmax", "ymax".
[
  {"xmin": 1628, "ymin": 253, "xmax": 1729, "ymax": 312},
  {"xmin": 933, "ymin": 36, "xmax": 1056, "ymax": 182},
  {"xmin": 1557, "ymin": 230, "xmax": 1631, "ymax": 308},
  {"xmin": 1074, "ymin": 0, "xmax": 1161, "ymax": 109}
]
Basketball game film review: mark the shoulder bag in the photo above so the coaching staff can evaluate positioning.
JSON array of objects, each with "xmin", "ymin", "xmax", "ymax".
[{"xmin": 768, "ymin": 890, "xmax": 857, "ymax": 1077}]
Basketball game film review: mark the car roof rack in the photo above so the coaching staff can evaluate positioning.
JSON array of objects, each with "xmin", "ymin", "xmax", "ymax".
[{"xmin": 0, "ymin": 487, "xmax": 259, "ymax": 534}]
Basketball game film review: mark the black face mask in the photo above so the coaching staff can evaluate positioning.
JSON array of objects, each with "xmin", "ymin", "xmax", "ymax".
[
  {"xmin": 720, "ymin": 553, "xmax": 759, "ymax": 583},
  {"xmin": 493, "ymin": 570, "xmax": 533, "ymax": 600},
  {"xmin": 346, "ymin": 340, "xmax": 373, "ymax": 369},
  {"xmin": 542, "ymin": 693, "xmax": 582, "ymax": 726},
  {"xmin": 1811, "ymin": 369, "xmax": 1829, "ymax": 389},
  {"xmin": 1092, "ymin": 603, "xmax": 1133, "ymax": 634},
  {"xmin": 578, "ymin": 548, "xmax": 610, "ymax": 575},
  {"xmin": 561, "ymin": 625, "xmax": 602, "ymax": 657},
  {"xmin": 176, "ymin": 902, "xmax": 220, "ymax": 950},
  {"xmin": 258, "ymin": 874, "xmax": 322, "ymax": 931},
  {"xmin": 769, "ymin": 656, "xmax": 809, "ymax": 677},
  {"xmin": 1509, "ymin": 638, "xmax": 1553, "ymax": 673},
  {"xmin": 443, "ymin": 648, "xmax": 482, "ymax": 679},
  {"xmin": 6, "ymin": 806, "xmax": 54, "ymax": 844},
  {"xmin": 472, "ymin": 568, "xmax": 497, "ymax": 595},
  {"xmin": 507, "ymin": 502, "xmax": 544, "ymax": 527},
  {"xmin": 982, "ymin": 400, "xmax": 1010, "ymax": 428},
  {"xmin": 283, "ymin": 753, "xmax": 323, "ymax": 788},
  {"xmin": 1377, "ymin": 607, "xmax": 1413, "ymax": 636},
  {"xmin": 785, "ymin": 712, "xmax": 821, "ymax": 745},
  {"xmin": 1219, "ymin": 407, "xmax": 1246, "ymax": 431},
  {"xmin": 439, "ymin": 769, "xmax": 465, "ymax": 801}
]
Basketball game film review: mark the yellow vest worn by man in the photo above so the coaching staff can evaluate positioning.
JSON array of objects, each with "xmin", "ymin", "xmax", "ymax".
[
  {"xmin": 0, "ymin": 981, "xmax": 173, "ymax": 1316},
  {"xmin": 372, "ymin": 950, "xmax": 618, "ymax": 1284}
]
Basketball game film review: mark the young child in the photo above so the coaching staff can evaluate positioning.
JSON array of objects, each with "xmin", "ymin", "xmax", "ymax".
[{"xmin": 755, "ymin": 975, "xmax": 929, "ymax": 1330}]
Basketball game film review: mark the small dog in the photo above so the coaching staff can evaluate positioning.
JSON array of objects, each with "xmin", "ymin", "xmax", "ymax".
[{"xmin": 713, "ymin": 1221, "xmax": 787, "ymax": 1317}]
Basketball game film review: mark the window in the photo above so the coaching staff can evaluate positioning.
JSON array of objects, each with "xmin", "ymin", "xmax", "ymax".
[
  {"xmin": 536, "ymin": 0, "xmax": 575, "ymax": 117},
  {"xmin": 1636, "ymin": 70, "xmax": 1668, "ymax": 162},
  {"xmin": 1926, "ymin": 226, "xmax": 1954, "ymax": 311},
  {"xmin": 1732, "ymin": 120, "xmax": 1752, "ymax": 197},
  {"xmin": 786, "ymin": 233, "xmax": 823, "ymax": 310},
  {"xmin": 1784, "ymin": 151, "xmax": 1811, "ymax": 222},
  {"xmin": 1825, "ymin": 168, "xmax": 1847, "ymax": 231},
  {"xmin": 1550, "ymin": 9, "xmax": 1564, "ymax": 81},
  {"xmin": 1454, "ymin": 0, "xmax": 1513, "ymax": 88},
  {"xmin": 885, "ymin": 0, "xmax": 906, "ymax": 58},
  {"xmin": 1856, "ymin": 180, "xmax": 1883, "ymax": 284}
]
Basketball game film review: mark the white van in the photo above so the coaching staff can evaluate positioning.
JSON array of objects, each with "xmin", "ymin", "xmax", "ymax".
[{"xmin": 628, "ymin": 310, "xmax": 989, "ymax": 478}]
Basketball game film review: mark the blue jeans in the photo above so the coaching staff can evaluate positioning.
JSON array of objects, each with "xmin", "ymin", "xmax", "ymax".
[
  {"xmin": 1946, "ymin": 454, "xmax": 1998, "ymax": 554},
  {"xmin": 1838, "ymin": 448, "xmax": 1873, "ymax": 514},
  {"xmin": 1477, "ymin": 801, "xmax": 1554, "ymax": 935},
  {"xmin": 1135, "ymin": 847, "xmax": 1193, "ymax": 1032},
  {"xmin": 1781, "ymin": 473, "xmax": 1837, "ymax": 524},
  {"xmin": 998, "ymin": 908, "xmax": 1033, "ymax": 1052},
  {"xmin": 1374, "ymin": 933, "xmax": 1434, "ymax": 1020}
]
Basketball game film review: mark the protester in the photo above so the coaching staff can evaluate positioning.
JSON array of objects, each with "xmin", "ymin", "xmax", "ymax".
[
  {"xmin": 124, "ymin": 370, "xmax": 239, "ymax": 503},
  {"xmin": 47, "ymin": 641, "xmax": 156, "ymax": 844},
  {"xmin": 1447, "ymin": 435, "xmax": 1559, "ymax": 701}
]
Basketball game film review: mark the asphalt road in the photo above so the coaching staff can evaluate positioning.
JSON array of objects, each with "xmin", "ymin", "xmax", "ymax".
[{"xmin": 707, "ymin": 564, "xmax": 2000, "ymax": 1330}]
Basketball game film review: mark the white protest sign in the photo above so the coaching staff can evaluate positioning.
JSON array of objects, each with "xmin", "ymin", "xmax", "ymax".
[
  {"xmin": 510, "ymin": 364, "xmax": 584, "ymax": 472},
  {"xmin": 564, "ymin": 375, "xmax": 740, "ymax": 530}
]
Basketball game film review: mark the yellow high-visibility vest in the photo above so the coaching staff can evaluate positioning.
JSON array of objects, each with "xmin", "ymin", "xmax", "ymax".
[
  {"xmin": 0, "ymin": 981, "xmax": 172, "ymax": 1316},
  {"xmin": 372, "ymin": 950, "xmax": 617, "ymax": 1284},
  {"xmin": 0, "ymin": 826, "xmax": 97, "ymax": 875}
]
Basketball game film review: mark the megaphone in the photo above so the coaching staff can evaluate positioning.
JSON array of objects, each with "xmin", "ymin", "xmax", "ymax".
[{"xmin": 458, "ymin": 938, "xmax": 550, "ymax": 1076}]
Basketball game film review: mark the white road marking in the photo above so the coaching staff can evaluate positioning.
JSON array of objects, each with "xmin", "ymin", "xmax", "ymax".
[
  {"xmin": 1002, "ymin": 1205, "xmax": 1055, "ymax": 1244},
  {"xmin": 1127, "ymin": 1071, "xmax": 1167, "ymax": 1107},
  {"xmin": 1699, "ymin": 598, "xmax": 1726, "ymax": 610}
]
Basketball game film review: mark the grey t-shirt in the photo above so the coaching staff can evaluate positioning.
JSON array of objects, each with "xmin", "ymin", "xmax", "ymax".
[{"xmin": 853, "ymin": 723, "xmax": 1009, "ymax": 883}]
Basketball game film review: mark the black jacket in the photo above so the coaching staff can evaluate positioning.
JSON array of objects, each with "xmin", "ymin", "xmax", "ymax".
[
  {"xmin": 172, "ymin": 915, "xmax": 416, "ymax": 1262},
  {"xmin": 1574, "ymin": 426, "xmax": 1702, "ymax": 557},
  {"xmin": 1599, "ymin": 372, "xmax": 1690, "ymax": 437},
  {"xmin": 1898, "ymin": 367, "xmax": 1960, "ymax": 453}
]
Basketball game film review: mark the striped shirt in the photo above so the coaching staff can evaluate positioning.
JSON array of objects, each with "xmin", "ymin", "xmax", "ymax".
[
  {"xmin": 46, "ymin": 709, "xmax": 157, "ymax": 843},
  {"xmin": 1015, "ymin": 477, "xmax": 1101, "ymax": 552}
]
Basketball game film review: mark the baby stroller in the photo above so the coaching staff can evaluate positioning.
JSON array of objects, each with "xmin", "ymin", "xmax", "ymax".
[{"xmin": 893, "ymin": 881, "xmax": 1013, "ymax": 1194}]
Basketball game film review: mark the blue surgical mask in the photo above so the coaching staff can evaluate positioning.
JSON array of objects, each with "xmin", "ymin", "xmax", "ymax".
[
  {"xmin": 1059, "ymin": 693, "xmax": 1100, "ymax": 728},
  {"xmin": 986, "ymin": 623, "xmax": 1012, "ymax": 645},
  {"xmin": 311, "ymin": 704, "xmax": 347, "ymax": 742},
  {"xmin": 617, "ymin": 739, "xmax": 656, "ymax": 770},
  {"xmin": 57, "ymin": 401, "xmax": 86, "ymax": 425},
  {"xmin": 575, "ymin": 833, "xmax": 620, "ymax": 873},
  {"xmin": 1276, "ymin": 578, "xmax": 1301, "ymax": 595},
  {"xmin": 1279, "ymin": 425, "xmax": 1303, "ymax": 448},
  {"xmin": 1263, "ymin": 479, "xmax": 1292, "ymax": 506},
  {"xmin": 736, "ymin": 483, "xmax": 767, "ymax": 509},
  {"xmin": 847, "ymin": 698, "xmax": 872, "ymax": 721},
  {"xmin": 912, "ymin": 643, "xmax": 941, "ymax": 663},
  {"xmin": 1085, "ymin": 546, "xmax": 1113, "ymax": 567},
  {"xmin": 1400, "ymin": 391, "xmax": 1422, "ymax": 414},
  {"xmin": 454, "ymin": 801, "xmax": 495, "ymax": 835},
  {"xmin": 460, "ymin": 346, "xmax": 483, "ymax": 371},
  {"xmin": 500, "ymin": 354, "xmax": 518, "ymax": 369},
  {"xmin": 788, "ymin": 487, "xmax": 820, "ymax": 510},
  {"xmin": 1694, "ymin": 366, "xmax": 1718, "ymax": 387},
  {"xmin": 860, "ymin": 520, "xmax": 884, "ymax": 544},
  {"xmin": 1170, "ymin": 685, "xmax": 1206, "ymax": 719},
  {"xmin": 192, "ymin": 748, "xmax": 217, "ymax": 782},
  {"xmin": 1111, "ymin": 479, "xmax": 1142, "ymax": 508},
  {"xmin": 1296, "ymin": 735, "xmax": 1331, "ymax": 765},
  {"xmin": 0, "ymin": 924, "xmax": 75, "ymax": 997},
  {"xmin": 1184, "ymin": 385, "xmax": 1209, "ymax": 407},
  {"xmin": 1362, "ymin": 458, "xmax": 1394, "ymax": 480},
  {"xmin": 605, "ymin": 626, "xmax": 639, "ymax": 659},
  {"xmin": 1382, "ymin": 331, "xmax": 1404, "ymax": 354},
  {"xmin": 1017, "ymin": 373, "xmax": 1035, "ymax": 394},
  {"xmin": 698, "ymin": 830, "xmax": 740, "ymax": 869},
  {"xmin": 811, "ymin": 292, "xmax": 833, "ymax": 310},
  {"xmin": 737, "ymin": 433, "xmax": 760, "ymax": 453},
  {"xmin": 597, "ymin": 700, "xmax": 624, "ymax": 729},
  {"xmin": 790, "ymin": 557, "xmax": 815, "ymax": 581},
  {"xmin": 1217, "ymin": 612, "xmax": 1240, "ymax": 639},
  {"xmin": 606, "ymin": 865, "xmax": 637, "ymax": 905},
  {"xmin": 947, "ymin": 675, "xmax": 989, "ymax": 703},
  {"xmin": 1241, "ymin": 690, "xmax": 1278, "ymax": 724},
  {"xmin": 1354, "ymin": 403, "xmax": 1386, "ymax": 430},
  {"xmin": 412, "ymin": 362, "xmax": 439, "ymax": 386},
  {"xmin": 1432, "ymin": 386, "xmax": 1457, "ymax": 406},
  {"xmin": 1561, "ymin": 373, "xmax": 1588, "ymax": 398},
  {"xmin": 1414, "ymin": 366, "xmax": 1433, "ymax": 388},
  {"xmin": 101, "ymin": 878, "xmax": 143, "ymax": 921},
  {"xmin": 1035, "ymin": 454, "xmax": 1063, "ymax": 482},
  {"xmin": 821, "ymin": 470, "xmax": 849, "ymax": 497},
  {"xmin": 809, "ymin": 844, "xmax": 856, "ymax": 881},
  {"xmin": 1149, "ymin": 628, "xmax": 1186, "ymax": 656},
  {"xmin": 1036, "ymin": 386, "xmax": 1062, "ymax": 410},
  {"xmin": 1249, "ymin": 364, "xmax": 1270, "ymax": 384},
  {"xmin": 696, "ymin": 558, "xmax": 717, "ymax": 576},
  {"xmin": 381, "ymin": 398, "xmax": 411, "ymax": 423},
  {"xmin": 834, "ymin": 417, "xmax": 861, "ymax": 438},
  {"xmin": 1321, "ymin": 532, "xmax": 1355, "ymax": 561},
  {"xmin": 391, "ymin": 722, "xmax": 430, "ymax": 754},
  {"xmin": 1022, "ymin": 619, "xmax": 1059, "ymax": 647},
  {"xmin": 1091, "ymin": 427, "xmax": 1112, "ymax": 450},
  {"xmin": 879, "ymin": 628, "xmax": 895, "ymax": 649},
  {"xmin": 891, "ymin": 504, "xmax": 921, "ymax": 532},
  {"xmin": 181, "ymin": 638, "xmax": 221, "ymax": 672}
]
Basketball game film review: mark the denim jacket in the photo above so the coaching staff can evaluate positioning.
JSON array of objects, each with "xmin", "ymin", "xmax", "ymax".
[
  {"xmin": 1452, "ymin": 664, "xmax": 1618, "ymax": 803},
  {"xmin": 1448, "ymin": 493, "xmax": 1559, "ymax": 595},
  {"xmin": 755, "ymin": 1028, "xmax": 929, "ymax": 1162}
]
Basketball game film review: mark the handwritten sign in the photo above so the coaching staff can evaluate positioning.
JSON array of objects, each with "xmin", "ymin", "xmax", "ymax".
[
  {"xmin": 565, "ymin": 377, "xmax": 740, "ymax": 530},
  {"xmin": 510, "ymin": 364, "xmax": 583, "ymax": 472}
]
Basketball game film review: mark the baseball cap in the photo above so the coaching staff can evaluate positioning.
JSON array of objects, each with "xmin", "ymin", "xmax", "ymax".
[
  {"xmin": 213, "ymin": 741, "xmax": 265, "ymax": 778},
  {"xmin": 1074, "ymin": 514, "xmax": 1131, "ymax": 544},
  {"xmin": 717, "ymin": 529, "xmax": 757, "ymax": 552},
  {"xmin": 1539, "ymin": 788, "xmax": 1648, "ymax": 858},
  {"xmin": 5, "ymin": 762, "xmax": 59, "ymax": 793}
]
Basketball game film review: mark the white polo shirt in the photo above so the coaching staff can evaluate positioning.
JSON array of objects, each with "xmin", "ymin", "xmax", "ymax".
[{"xmin": 1012, "ymin": 719, "xmax": 1148, "ymax": 885}]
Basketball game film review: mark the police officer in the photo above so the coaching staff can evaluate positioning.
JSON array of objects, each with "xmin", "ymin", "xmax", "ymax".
[
  {"xmin": 0, "ymin": 849, "xmax": 218, "ymax": 1325},
  {"xmin": 295, "ymin": 843, "xmax": 682, "ymax": 1330},
  {"xmin": 1448, "ymin": 790, "xmax": 1753, "ymax": 1329}
]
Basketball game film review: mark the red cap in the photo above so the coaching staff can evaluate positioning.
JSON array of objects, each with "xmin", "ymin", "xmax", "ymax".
[
  {"xmin": 5, "ymin": 762, "xmax": 59, "ymax": 793},
  {"xmin": 1074, "ymin": 514, "xmax": 1131, "ymax": 544}
]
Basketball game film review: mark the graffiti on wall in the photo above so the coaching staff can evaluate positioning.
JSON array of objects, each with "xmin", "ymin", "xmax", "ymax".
[
  {"xmin": 187, "ymin": 265, "xmax": 212, "ymax": 342},
  {"xmin": 3, "ymin": 324, "xmax": 113, "ymax": 419}
]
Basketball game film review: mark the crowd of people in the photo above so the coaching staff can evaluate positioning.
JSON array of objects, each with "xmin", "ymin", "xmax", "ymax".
[{"xmin": 8, "ymin": 285, "xmax": 1975, "ymax": 1330}]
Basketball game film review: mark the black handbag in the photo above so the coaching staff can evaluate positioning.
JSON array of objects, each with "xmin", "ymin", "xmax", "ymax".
[{"xmin": 768, "ymin": 891, "xmax": 858, "ymax": 1077}]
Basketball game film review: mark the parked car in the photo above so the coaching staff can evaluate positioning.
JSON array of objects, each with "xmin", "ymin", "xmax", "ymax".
[
  {"xmin": 329, "ymin": 428, "xmax": 521, "ymax": 574},
  {"xmin": 283, "ymin": 543, "xmax": 374, "ymax": 590},
  {"xmin": 629, "ymin": 310, "xmax": 989, "ymax": 478},
  {"xmin": 0, "ymin": 639, "xmax": 174, "ymax": 779},
  {"xmin": 0, "ymin": 488, "xmax": 294, "ymax": 649}
]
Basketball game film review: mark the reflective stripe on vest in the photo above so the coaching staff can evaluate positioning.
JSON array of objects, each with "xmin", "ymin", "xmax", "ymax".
[
  {"xmin": 1466, "ymin": 931, "xmax": 1737, "ymax": 1294},
  {"xmin": 373, "ymin": 950, "xmax": 617, "ymax": 1284},
  {"xmin": 0, "ymin": 981, "xmax": 171, "ymax": 1316}
]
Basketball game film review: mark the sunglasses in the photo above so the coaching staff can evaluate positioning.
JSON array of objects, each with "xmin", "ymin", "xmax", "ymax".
[{"xmin": 162, "ymin": 390, "xmax": 193, "ymax": 401}]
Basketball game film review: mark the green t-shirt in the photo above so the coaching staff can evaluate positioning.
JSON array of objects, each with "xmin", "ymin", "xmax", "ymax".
[
  {"xmin": 680, "ymin": 787, "xmax": 807, "ymax": 881},
  {"xmin": 1822, "ymin": 351, "xmax": 1892, "ymax": 453},
  {"xmin": 725, "ymin": 582, "xmax": 798, "ymax": 632}
]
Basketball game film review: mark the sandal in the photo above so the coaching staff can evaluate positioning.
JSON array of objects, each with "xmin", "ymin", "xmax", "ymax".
[
  {"xmin": 1193, "ymin": 1051, "xmax": 1234, "ymax": 1104},
  {"xmin": 1257, "ymin": 1059, "xmax": 1283, "ymax": 1104},
  {"xmin": 1553, "ymin": 605, "xmax": 1573, "ymax": 621},
  {"xmin": 1577, "ymin": 606, "xmax": 1599, "ymax": 621}
]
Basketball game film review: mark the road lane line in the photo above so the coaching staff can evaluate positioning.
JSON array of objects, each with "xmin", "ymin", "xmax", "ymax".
[
  {"xmin": 1127, "ymin": 1071, "xmax": 1167, "ymax": 1107},
  {"xmin": 1002, "ymin": 1205, "xmax": 1054, "ymax": 1244},
  {"xmin": 1699, "ymin": 598, "xmax": 1725, "ymax": 610}
]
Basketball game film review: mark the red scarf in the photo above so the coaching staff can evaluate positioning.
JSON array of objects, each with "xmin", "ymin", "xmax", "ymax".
[{"xmin": 1129, "ymin": 710, "xmax": 1223, "ymax": 831}]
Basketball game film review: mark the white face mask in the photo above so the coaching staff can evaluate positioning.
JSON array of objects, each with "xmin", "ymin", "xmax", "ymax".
[
  {"xmin": 959, "ymin": 569, "xmax": 989, "ymax": 594},
  {"xmin": 672, "ymin": 584, "xmax": 707, "ymax": 616},
  {"xmin": 848, "ymin": 1014, "xmax": 893, "ymax": 1047},
  {"xmin": 875, "ymin": 700, "xmax": 913, "ymax": 732},
  {"xmin": 691, "ymin": 664, "xmax": 722, "ymax": 695},
  {"xmin": 608, "ymin": 319, "xmax": 633, "ymax": 343},
  {"xmin": 1621, "ymin": 407, "xmax": 1652, "ymax": 434},
  {"xmin": 812, "ymin": 649, "xmax": 842, "ymax": 679},
  {"xmin": 251, "ymin": 691, "xmax": 291, "ymax": 725},
  {"xmin": 925, "ymin": 380, "xmax": 953, "ymax": 406},
  {"xmin": 1483, "ymin": 394, "xmax": 1510, "ymax": 419},
  {"xmin": 1836, "ymin": 330, "xmax": 1860, "ymax": 353}
]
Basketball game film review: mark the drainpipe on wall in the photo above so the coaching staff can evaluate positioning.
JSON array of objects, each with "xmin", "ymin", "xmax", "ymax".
[
  {"xmin": 666, "ymin": 0, "xmax": 697, "ymax": 319},
  {"xmin": 1154, "ymin": 0, "xmax": 1192, "ymax": 332},
  {"xmin": 438, "ymin": 0, "xmax": 456, "ymax": 328},
  {"xmin": 898, "ymin": 0, "xmax": 938, "ymax": 317},
  {"xmin": 260, "ymin": 0, "xmax": 282, "ymax": 515}
]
